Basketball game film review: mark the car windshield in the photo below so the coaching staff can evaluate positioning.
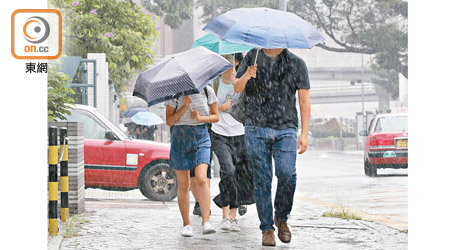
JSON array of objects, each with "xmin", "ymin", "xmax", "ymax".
[
  {"xmin": 61, "ymin": 108, "xmax": 130, "ymax": 140},
  {"xmin": 90, "ymin": 109, "xmax": 129, "ymax": 140},
  {"xmin": 374, "ymin": 116, "xmax": 408, "ymax": 132}
]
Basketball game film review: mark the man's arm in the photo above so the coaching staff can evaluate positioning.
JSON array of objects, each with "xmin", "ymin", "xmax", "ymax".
[
  {"xmin": 234, "ymin": 65, "xmax": 257, "ymax": 93},
  {"xmin": 297, "ymin": 89, "xmax": 311, "ymax": 154}
]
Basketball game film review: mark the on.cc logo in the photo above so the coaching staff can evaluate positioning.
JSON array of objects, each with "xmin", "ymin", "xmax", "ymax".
[
  {"xmin": 23, "ymin": 16, "xmax": 50, "ymax": 44},
  {"xmin": 11, "ymin": 9, "xmax": 62, "ymax": 60}
]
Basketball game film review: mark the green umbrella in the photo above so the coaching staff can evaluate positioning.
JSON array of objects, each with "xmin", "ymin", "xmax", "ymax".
[{"xmin": 191, "ymin": 33, "xmax": 254, "ymax": 55}]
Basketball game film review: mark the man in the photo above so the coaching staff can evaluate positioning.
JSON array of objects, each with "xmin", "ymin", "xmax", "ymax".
[{"xmin": 234, "ymin": 48, "xmax": 311, "ymax": 246}]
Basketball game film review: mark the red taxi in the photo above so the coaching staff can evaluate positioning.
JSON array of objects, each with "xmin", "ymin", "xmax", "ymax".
[
  {"xmin": 359, "ymin": 113, "xmax": 408, "ymax": 177},
  {"xmin": 62, "ymin": 105, "xmax": 177, "ymax": 201}
]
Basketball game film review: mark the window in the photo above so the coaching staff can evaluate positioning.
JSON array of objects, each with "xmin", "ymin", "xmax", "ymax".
[
  {"xmin": 65, "ymin": 111, "xmax": 106, "ymax": 139},
  {"xmin": 374, "ymin": 116, "xmax": 408, "ymax": 132},
  {"xmin": 368, "ymin": 118, "xmax": 375, "ymax": 132}
]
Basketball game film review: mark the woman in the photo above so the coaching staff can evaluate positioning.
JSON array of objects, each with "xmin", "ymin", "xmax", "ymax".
[
  {"xmin": 165, "ymin": 84, "xmax": 219, "ymax": 237},
  {"xmin": 211, "ymin": 53, "xmax": 255, "ymax": 232}
]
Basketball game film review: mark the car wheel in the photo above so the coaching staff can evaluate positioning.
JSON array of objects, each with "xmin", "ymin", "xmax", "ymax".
[
  {"xmin": 138, "ymin": 162, "xmax": 177, "ymax": 201},
  {"xmin": 368, "ymin": 163, "xmax": 377, "ymax": 177},
  {"xmin": 364, "ymin": 160, "xmax": 370, "ymax": 176}
]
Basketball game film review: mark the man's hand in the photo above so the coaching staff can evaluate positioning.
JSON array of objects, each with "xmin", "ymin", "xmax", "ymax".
[
  {"xmin": 297, "ymin": 133, "xmax": 308, "ymax": 154},
  {"xmin": 245, "ymin": 65, "xmax": 257, "ymax": 79},
  {"xmin": 230, "ymin": 72, "xmax": 237, "ymax": 83}
]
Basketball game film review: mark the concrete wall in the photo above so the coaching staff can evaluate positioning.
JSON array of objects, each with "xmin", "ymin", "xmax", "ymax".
[
  {"xmin": 84, "ymin": 53, "xmax": 121, "ymax": 125},
  {"xmin": 48, "ymin": 122, "xmax": 85, "ymax": 214},
  {"xmin": 87, "ymin": 53, "xmax": 109, "ymax": 118},
  {"xmin": 172, "ymin": 18, "xmax": 194, "ymax": 54},
  {"xmin": 109, "ymin": 82, "xmax": 120, "ymax": 125}
]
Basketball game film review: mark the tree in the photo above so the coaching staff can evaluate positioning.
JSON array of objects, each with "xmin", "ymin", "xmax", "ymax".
[
  {"xmin": 50, "ymin": 0, "xmax": 159, "ymax": 93},
  {"xmin": 48, "ymin": 60, "xmax": 75, "ymax": 121},
  {"xmin": 289, "ymin": 0, "xmax": 407, "ymax": 98},
  {"xmin": 142, "ymin": 0, "xmax": 193, "ymax": 29},
  {"xmin": 371, "ymin": 67, "xmax": 399, "ymax": 99}
]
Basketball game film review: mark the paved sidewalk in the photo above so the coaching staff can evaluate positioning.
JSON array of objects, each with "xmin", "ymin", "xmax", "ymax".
[{"xmin": 49, "ymin": 178, "xmax": 407, "ymax": 250}]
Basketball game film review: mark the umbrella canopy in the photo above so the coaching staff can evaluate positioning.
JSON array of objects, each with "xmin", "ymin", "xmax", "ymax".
[
  {"xmin": 131, "ymin": 112, "xmax": 164, "ymax": 126},
  {"xmin": 191, "ymin": 33, "xmax": 254, "ymax": 55},
  {"xmin": 203, "ymin": 7, "xmax": 324, "ymax": 49},
  {"xmin": 133, "ymin": 46, "xmax": 232, "ymax": 106},
  {"xmin": 122, "ymin": 108, "xmax": 149, "ymax": 118}
]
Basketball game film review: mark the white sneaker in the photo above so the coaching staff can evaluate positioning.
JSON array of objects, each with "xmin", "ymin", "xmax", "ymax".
[
  {"xmin": 221, "ymin": 218, "xmax": 231, "ymax": 231},
  {"xmin": 230, "ymin": 219, "xmax": 240, "ymax": 232},
  {"xmin": 181, "ymin": 225, "xmax": 194, "ymax": 237},
  {"xmin": 202, "ymin": 222, "xmax": 216, "ymax": 234}
]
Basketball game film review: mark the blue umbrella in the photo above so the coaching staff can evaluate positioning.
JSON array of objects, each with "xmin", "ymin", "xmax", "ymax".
[
  {"xmin": 133, "ymin": 46, "xmax": 232, "ymax": 106},
  {"xmin": 131, "ymin": 112, "xmax": 164, "ymax": 126},
  {"xmin": 203, "ymin": 7, "xmax": 324, "ymax": 49},
  {"xmin": 191, "ymin": 33, "xmax": 254, "ymax": 55},
  {"xmin": 122, "ymin": 108, "xmax": 149, "ymax": 118}
]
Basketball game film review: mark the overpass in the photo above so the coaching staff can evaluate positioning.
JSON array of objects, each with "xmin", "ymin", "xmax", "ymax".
[{"xmin": 308, "ymin": 67, "xmax": 378, "ymax": 104}]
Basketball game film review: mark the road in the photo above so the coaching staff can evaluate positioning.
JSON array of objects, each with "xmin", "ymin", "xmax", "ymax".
[
  {"xmin": 84, "ymin": 149, "xmax": 408, "ymax": 231},
  {"xmin": 296, "ymin": 150, "xmax": 408, "ymax": 230}
]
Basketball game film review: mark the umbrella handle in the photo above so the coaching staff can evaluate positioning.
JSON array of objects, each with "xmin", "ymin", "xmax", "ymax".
[
  {"xmin": 254, "ymin": 48, "xmax": 259, "ymax": 66},
  {"xmin": 233, "ymin": 54, "xmax": 236, "ymax": 74}
]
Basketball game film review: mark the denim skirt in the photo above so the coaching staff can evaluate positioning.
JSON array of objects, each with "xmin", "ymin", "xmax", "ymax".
[{"xmin": 170, "ymin": 124, "xmax": 211, "ymax": 171}]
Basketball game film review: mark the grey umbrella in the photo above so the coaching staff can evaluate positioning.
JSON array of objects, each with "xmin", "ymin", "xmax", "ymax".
[{"xmin": 133, "ymin": 46, "xmax": 232, "ymax": 106}]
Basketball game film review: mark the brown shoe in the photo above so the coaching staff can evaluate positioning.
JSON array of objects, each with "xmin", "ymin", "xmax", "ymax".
[
  {"xmin": 275, "ymin": 219, "xmax": 291, "ymax": 243},
  {"xmin": 262, "ymin": 229, "xmax": 276, "ymax": 246}
]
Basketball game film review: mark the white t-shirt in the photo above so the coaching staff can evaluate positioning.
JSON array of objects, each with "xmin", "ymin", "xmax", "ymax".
[
  {"xmin": 211, "ymin": 79, "xmax": 245, "ymax": 136},
  {"xmin": 165, "ymin": 85, "xmax": 218, "ymax": 126}
]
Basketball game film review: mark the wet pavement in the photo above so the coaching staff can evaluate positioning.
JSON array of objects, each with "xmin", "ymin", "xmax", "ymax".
[
  {"xmin": 49, "ymin": 150, "xmax": 408, "ymax": 249},
  {"xmin": 297, "ymin": 150, "xmax": 408, "ymax": 231}
]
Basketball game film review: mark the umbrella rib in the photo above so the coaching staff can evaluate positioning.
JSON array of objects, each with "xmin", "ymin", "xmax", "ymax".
[{"xmin": 283, "ymin": 30, "xmax": 289, "ymax": 48}]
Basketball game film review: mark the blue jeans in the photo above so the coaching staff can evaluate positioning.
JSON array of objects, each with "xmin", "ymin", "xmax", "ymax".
[
  {"xmin": 170, "ymin": 125, "xmax": 211, "ymax": 171},
  {"xmin": 244, "ymin": 126, "xmax": 297, "ymax": 232}
]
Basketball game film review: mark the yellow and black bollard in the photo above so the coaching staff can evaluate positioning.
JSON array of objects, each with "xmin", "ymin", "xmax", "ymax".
[
  {"xmin": 60, "ymin": 127, "xmax": 69, "ymax": 222},
  {"xmin": 48, "ymin": 126, "xmax": 58, "ymax": 235}
]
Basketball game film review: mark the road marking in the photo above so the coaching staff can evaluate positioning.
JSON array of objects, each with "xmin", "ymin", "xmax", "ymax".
[{"xmin": 295, "ymin": 193, "xmax": 408, "ymax": 231}]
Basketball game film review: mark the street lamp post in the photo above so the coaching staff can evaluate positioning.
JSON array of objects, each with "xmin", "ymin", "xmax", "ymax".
[
  {"xmin": 361, "ymin": 53, "xmax": 365, "ymax": 129},
  {"xmin": 212, "ymin": 0, "xmax": 217, "ymax": 18}
]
